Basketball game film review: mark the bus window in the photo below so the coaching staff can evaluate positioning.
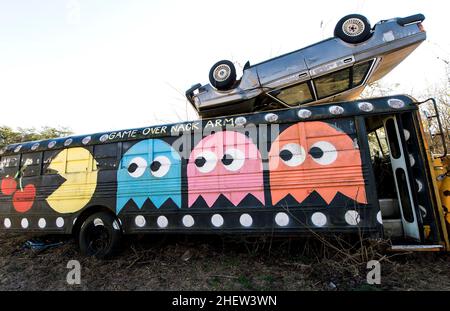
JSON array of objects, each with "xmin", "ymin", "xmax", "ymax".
[
  {"xmin": 93, "ymin": 144, "xmax": 119, "ymax": 170},
  {"xmin": 271, "ymin": 82, "xmax": 314, "ymax": 106},
  {"xmin": 368, "ymin": 126, "xmax": 389, "ymax": 159},
  {"xmin": 0, "ymin": 154, "xmax": 20, "ymax": 177},
  {"xmin": 43, "ymin": 150, "xmax": 63, "ymax": 175},
  {"xmin": 20, "ymin": 153, "xmax": 42, "ymax": 177}
]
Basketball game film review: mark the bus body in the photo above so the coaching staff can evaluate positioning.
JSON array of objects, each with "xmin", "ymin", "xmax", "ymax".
[{"xmin": 0, "ymin": 95, "xmax": 449, "ymax": 255}]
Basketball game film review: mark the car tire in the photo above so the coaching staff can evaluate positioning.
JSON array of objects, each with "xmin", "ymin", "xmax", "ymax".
[
  {"xmin": 78, "ymin": 211, "xmax": 122, "ymax": 259},
  {"xmin": 334, "ymin": 14, "xmax": 371, "ymax": 44},
  {"xmin": 209, "ymin": 60, "xmax": 237, "ymax": 91}
]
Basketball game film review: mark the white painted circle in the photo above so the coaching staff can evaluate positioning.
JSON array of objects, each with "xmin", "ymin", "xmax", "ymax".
[
  {"xmin": 275, "ymin": 212, "xmax": 289, "ymax": 227},
  {"xmin": 240, "ymin": 213, "xmax": 253, "ymax": 227},
  {"xmin": 329, "ymin": 105, "xmax": 344, "ymax": 115},
  {"xmin": 234, "ymin": 117, "xmax": 247, "ymax": 126},
  {"xmin": 345, "ymin": 210, "xmax": 360, "ymax": 225},
  {"xmin": 264, "ymin": 113, "xmax": 278, "ymax": 122},
  {"xmin": 64, "ymin": 138, "xmax": 73, "ymax": 146},
  {"xmin": 182, "ymin": 215, "xmax": 195, "ymax": 227},
  {"xmin": 311, "ymin": 212, "xmax": 327, "ymax": 227},
  {"xmin": 14, "ymin": 145, "xmax": 22, "ymax": 153},
  {"xmin": 82, "ymin": 136, "xmax": 91, "ymax": 145},
  {"xmin": 280, "ymin": 143, "xmax": 306, "ymax": 167},
  {"xmin": 135, "ymin": 215, "xmax": 146, "ymax": 227},
  {"xmin": 31, "ymin": 143, "xmax": 40, "ymax": 150},
  {"xmin": 376, "ymin": 211, "xmax": 383, "ymax": 224},
  {"xmin": 4, "ymin": 218, "xmax": 11, "ymax": 229},
  {"xmin": 48, "ymin": 141, "xmax": 56, "ymax": 148},
  {"xmin": 409, "ymin": 154, "xmax": 415, "ymax": 166},
  {"xmin": 297, "ymin": 109, "xmax": 312, "ymax": 119},
  {"xmin": 99, "ymin": 134, "xmax": 109, "ymax": 142},
  {"xmin": 21, "ymin": 218, "xmax": 29, "ymax": 229},
  {"xmin": 222, "ymin": 148, "xmax": 245, "ymax": 172},
  {"xmin": 403, "ymin": 129, "xmax": 411, "ymax": 141},
  {"xmin": 358, "ymin": 102, "xmax": 374, "ymax": 112},
  {"xmin": 416, "ymin": 179, "xmax": 423, "ymax": 192},
  {"xmin": 387, "ymin": 98, "xmax": 405, "ymax": 109},
  {"xmin": 150, "ymin": 156, "xmax": 172, "ymax": 178},
  {"xmin": 211, "ymin": 214, "xmax": 224, "ymax": 227},
  {"xmin": 38, "ymin": 218, "xmax": 47, "ymax": 229},
  {"xmin": 56, "ymin": 217, "xmax": 65, "ymax": 228},
  {"xmin": 157, "ymin": 216, "xmax": 168, "ymax": 228},
  {"xmin": 310, "ymin": 141, "xmax": 338, "ymax": 165},
  {"xmin": 194, "ymin": 151, "xmax": 217, "ymax": 174}
]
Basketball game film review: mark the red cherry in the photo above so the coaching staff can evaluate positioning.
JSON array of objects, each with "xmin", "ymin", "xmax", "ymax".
[
  {"xmin": 12, "ymin": 184, "xmax": 36, "ymax": 213},
  {"xmin": 1, "ymin": 177, "xmax": 17, "ymax": 196}
]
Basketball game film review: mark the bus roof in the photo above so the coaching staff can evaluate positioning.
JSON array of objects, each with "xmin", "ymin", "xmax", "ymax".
[{"xmin": 0, "ymin": 95, "xmax": 418, "ymax": 156}]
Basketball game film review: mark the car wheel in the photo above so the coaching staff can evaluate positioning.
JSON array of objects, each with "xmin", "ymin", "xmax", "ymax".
[
  {"xmin": 334, "ymin": 14, "xmax": 371, "ymax": 44},
  {"xmin": 209, "ymin": 60, "xmax": 237, "ymax": 91},
  {"xmin": 78, "ymin": 211, "xmax": 122, "ymax": 259}
]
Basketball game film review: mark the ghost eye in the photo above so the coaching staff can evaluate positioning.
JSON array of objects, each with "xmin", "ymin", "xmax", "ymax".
[
  {"xmin": 194, "ymin": 151, "xmax": 217, "ymax": 173},
  {"xmin": 222, "ymin": 148, "xmax": 245, "ymax": 171},
  {"xmin": 279, "ymin": 143, "xmax": 305, "ymax": 167},
  {"xmin": 150, "ymin": 156, "xmax": 171, "ymax": 178},
  {"xmin": 309, "ymin": 141, "xmax": 337, "ymax": 165},
  {"xmin": 127, "ymin": 157, "xmax": 147, "ymax": 178}
]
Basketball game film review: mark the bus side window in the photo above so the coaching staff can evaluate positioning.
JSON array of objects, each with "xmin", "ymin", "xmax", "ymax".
[
  {"xmin": 43, "ymin": 150, "xmax": 63, "ymax": 175},
  {"xmin": 67, "ymin": 148, "xmax": 92, "ymax": 173},
  {"xmin": 20, "ymin": 152, "xmax": 43, "ymax": 177},
  {"xmin": 93, "ymin": 143, "xmax": 119, "ymax": 170},
  {"xmin": 0, "ymin": 154, "xmax": 20, "ymax": 177}
]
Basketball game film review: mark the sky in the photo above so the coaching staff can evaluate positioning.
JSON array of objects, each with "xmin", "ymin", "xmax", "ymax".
[{"xmin": 0, "ymin": 0, "xmax": 448, "ymax": 135}]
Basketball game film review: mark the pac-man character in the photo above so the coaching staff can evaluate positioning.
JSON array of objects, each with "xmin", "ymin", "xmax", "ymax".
[
  {"xmin": 117, "ymin": 139, "xmax": 181, "ymax": 213},
  {"xmin": 269, "ymin": 121, "xmax": 367, "ymax": 205},
  {"xmin": 188, "ymin": 131, "xmax": 264, "ymax": 207},
  {"xmin": 46, "ymin": 147, "xmax": 98, "ymax": 213}
]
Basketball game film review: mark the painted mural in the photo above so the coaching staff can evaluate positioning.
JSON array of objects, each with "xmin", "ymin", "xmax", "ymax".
[
  {"xmin": 187, "ymin": 131, "xmax": 264, "ymax": 208},
  {"xmin": 268, "ymin": 121, "xmax": 367, "ymax": 205},
  {"xmin": 116, "ymin": 139, "xmax": 181, "ymax": 214}
]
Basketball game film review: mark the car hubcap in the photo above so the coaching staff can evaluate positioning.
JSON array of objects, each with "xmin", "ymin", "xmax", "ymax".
[
  {"xmin": 213, "ymin": 64, "xmax": 231, "ymax": 82},
  {"xmin": 342, "ymin": 18, "xmax": 365, "ymax": 36}
]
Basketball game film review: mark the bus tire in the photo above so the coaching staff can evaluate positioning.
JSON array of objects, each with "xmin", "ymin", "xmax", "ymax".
[
  {"xmin": 334, "ymin": 14, "xmax": 371, "ymax": 44},
  {"xmin": 209, "ymin": 60, "xmax": 237, "ymax": 91},
  {"xmin": 78, "ymin": 211, "xmax": 122, "ymax": 259}
]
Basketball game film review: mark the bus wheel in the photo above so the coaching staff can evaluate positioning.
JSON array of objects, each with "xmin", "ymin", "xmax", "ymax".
[
  {"xmin": 334, "ymin": 14, "xmax": 371, "ymax": 44},
  {"xmin": 78, "ymin": 211, "xmax": 122, "ymax": 259},
  {"xmin": 209, "ymin": 60, "xmax": 237, "ymax": 91}
]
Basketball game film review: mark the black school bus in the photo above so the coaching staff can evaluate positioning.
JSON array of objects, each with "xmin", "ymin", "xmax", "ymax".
[{"xmin": 0, "ymin": 95, "xmax": 449, "ymax": 257}]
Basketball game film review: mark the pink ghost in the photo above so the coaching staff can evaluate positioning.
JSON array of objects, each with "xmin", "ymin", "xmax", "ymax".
[{"xmin": 188, "ymin": 131, "xmax": 265, "ymax": 207}]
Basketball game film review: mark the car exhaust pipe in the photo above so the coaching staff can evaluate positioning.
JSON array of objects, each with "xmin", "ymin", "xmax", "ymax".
[{"xmin": 397, "ymin": 13, "xmax": 425, "ymax": 26}]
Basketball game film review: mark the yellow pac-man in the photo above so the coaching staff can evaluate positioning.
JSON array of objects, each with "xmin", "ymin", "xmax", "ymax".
[{"xmin": 46, "ymin": 147, "xmax": 98, "ymax": 213}]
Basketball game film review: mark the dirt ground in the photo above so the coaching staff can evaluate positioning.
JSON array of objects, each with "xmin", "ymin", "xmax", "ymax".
[{"xmin": 0, "ymin": 232, "xmax": 449, "ymax": 291}]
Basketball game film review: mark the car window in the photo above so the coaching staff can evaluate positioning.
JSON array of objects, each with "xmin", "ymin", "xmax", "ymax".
[
  {"xmin": 314, "ymin": 67, "xmax": 351, "ymax": 99},
  {"xmin": 352, "ymin": 61, "xmax": 372, "ymax": 86},
  {"xmin": 272, "ymin": 82, "xmax": 313, "ymax": 106}
]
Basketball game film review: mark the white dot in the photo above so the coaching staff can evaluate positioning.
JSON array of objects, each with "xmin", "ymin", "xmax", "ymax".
[
  {"xmin": 345, "ymin": 210, "xmax": 360, "ymax": 226},
  {"xmin": 409, "ymin": 154, "xmax": 415, "ymax": 166},
  {"xmin": 182, "ymin": 215, "xmax": 195, "ymax": 227},
  {"xmin": 21, "ymin": 218, "xmax": 29, "ymax": 229},
  {"xmin": 4, "ymin": 218, "xmax": 11, "ymax": 229},
  {"xmin": 275, "ymin": 212, "xmax": 289, "ymax": 227},
  {"xmin": 211, "ymin": 214, "xmax": 224, "ymax": 227},
  {"xmin": 56, "ymin": 217, "xmax": 65, "ymax": 228},
  {"xmin": 157, "ymin": 216, "xmax": 168, "ymax": 228},
  {"xmin": 240, "ymin": 213, "xmax": 253, "ymax": 227},
  {"xmin": 135, "ymin": 215, "xmax": 146, "ymax": 227},
  {"xmin": 93, "ymin": 218, "xmax": 104, "ymax": 226},
  {"xmin": 38, "ymin": 218, "xmax": 46, "ymax": 229},
  {"xmin": 376, "ymin": 211, "xmax": 383, "ymax": 224},
  {"xmin": 404, "ymin": 129, "xmax": 411, "ymax": 141},
  {"xmin": 416, "ymin": 179, "xmax": 423, "ymax": 192},
  {"xmin": 311, "ymin": 212, "xmax": 327, "ymax": 227},
  {"xmin": 82, "ymin": 136, "xmax": 91, "ymax": 145}
]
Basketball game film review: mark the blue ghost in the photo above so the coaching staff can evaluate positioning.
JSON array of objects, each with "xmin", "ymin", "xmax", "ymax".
[{"xmin": 116, "ymin": 139, "xmax": 181, "ymax": 214}]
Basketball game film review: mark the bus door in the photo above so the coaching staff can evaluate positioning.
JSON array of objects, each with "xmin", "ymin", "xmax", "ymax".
[{"xmin": 383, "ymin": 116, "xmax": 421, "ymax": 241}]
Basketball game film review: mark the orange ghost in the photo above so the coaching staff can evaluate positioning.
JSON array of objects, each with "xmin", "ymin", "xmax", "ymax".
[{"xmin": 268, "ymin": 121, "xmax": 367, "ymax": 205}]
